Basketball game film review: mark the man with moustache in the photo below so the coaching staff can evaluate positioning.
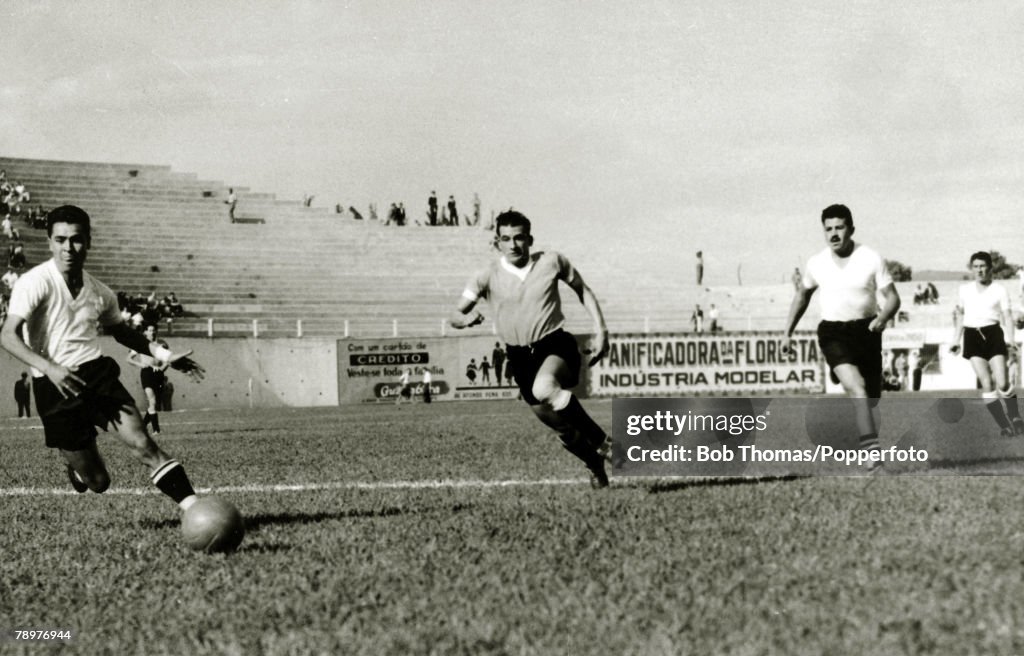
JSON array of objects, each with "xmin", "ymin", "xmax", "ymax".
[{"xmin": 784, "ymin": 204, "xmax": 901, "ymax": 472}]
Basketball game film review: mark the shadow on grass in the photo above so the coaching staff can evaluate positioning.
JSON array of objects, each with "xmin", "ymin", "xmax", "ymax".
[
  {"xmin": 142, "ymin": 503, "xmax": 471, "ymax": 531},
  {"xmin": 645, "ymin": 474, "xmax": 808, "ymax": 494}
]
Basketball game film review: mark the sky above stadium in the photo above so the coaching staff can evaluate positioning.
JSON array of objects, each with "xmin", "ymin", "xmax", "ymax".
[{"xmin": 2, "ymin": 1, "xmax": 1022, "ymax": 284}]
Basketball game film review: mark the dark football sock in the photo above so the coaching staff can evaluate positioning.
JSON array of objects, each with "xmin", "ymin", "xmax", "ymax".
[
  {"xmin": 151, "ymin": 460, "xmax": 196, "ymax": 505},
  {"xmin": 858, "ymin": 432, "xmax": 880, "ymax": 451},
  {"xmin": 1001, "ymin": 391, "xmax": 1022, "ymax": 422},
  {"xmin": 986, "ymin": 399, "xmax": 1011, "ymax": 429},
  {"xmin": 556, "ymin": 396, "xmax": 607, "ymax": 451},
  {"xmin": 151, "ymin": 412, "xmax": 161, "ymax": 433}
]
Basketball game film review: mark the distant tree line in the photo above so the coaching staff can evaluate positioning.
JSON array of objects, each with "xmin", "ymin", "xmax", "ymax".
[{"xmin": 886, "ymin": 250, "xmax": 1021, "ymax": 282}]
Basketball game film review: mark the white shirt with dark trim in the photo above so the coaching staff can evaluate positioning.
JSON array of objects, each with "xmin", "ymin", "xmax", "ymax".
[
  {"xmin": 462, "ymin": 251, "xmax": 578, "ymax": 347},
  {"xmin": 958, "ymin": 281, "xmax": 1010, "ymax": 328},
  {"xmin": 802, "ymin": 243, "xmax": 892, "ymax": 322},
  {"xmin": 7, "ymin": 259, "xmax": 122, "ymax": 375}
]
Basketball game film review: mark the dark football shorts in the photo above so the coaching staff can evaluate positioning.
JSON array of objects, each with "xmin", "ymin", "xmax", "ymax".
[
  {"xmin": 140, "ymin": 367, "xmax": 166, "ymax": 391},
  {"xmin": 962, "ymin": 324, "xmax": 1008, "ymax": 360},
  {"xmin": 817, "ymin": 317, "xmax": 883, "ymax": 396},
  {"xmin": 505, "ymin": 329, "xmax": 582, "ymax": 406},
  {"xmin": 34, "ymin": 356, "xmax": 136, "ymax": 450}
]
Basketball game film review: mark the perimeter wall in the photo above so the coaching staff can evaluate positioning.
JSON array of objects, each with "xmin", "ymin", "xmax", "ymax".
[{"xmin": 0, "ymin": 329, "xmax": 1015, "ymax": 416}]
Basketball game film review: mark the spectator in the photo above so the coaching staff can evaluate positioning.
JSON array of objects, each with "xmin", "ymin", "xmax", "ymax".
[
  {"xmin": 162, "ymin": 292, "xmax": 184, "ymax": 317},
  {"xmin": 908, "ymin": 348, "xmax": 922, "ymax": 392},
  {"xmin": 8, "ymin": 238, "xmax": 26, "ymax": 269},
  {"xmin": 224, "ymin": 188, "xmax": 237, "ymax": 223},
  {"xmin": 14, "ymin": 371, "xmax": 31, "ymax": 418},
  {"xmin": 1, "ymin": 215, "xmax": 13, "ymax": 240},
  {"xmin": 691, "ymin": 305, "xmax": 704, "ymax": 333},
  {"xmin": 708, "ymin": 304, "xmax": 720, "ymax": 332},
  {"xmin": 428, "ymin": 191, "xmax": 438, "ymax": 226},
  {"xmin": 422, "ymin": 369, "xmax": 432, "ymax": 403},
  {"xmin": 473, "ymin": 193, "xmax": 481, "ymax": 226},
  {"xmin": 447, "ymin": 195, "xmax": 459, "ymax": 226},
  {"xmin": 2, "ymin": 267, "xmax": 19, "ymax": 293}
]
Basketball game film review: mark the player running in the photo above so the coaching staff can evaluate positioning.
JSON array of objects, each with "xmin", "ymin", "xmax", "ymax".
[
  {"xmin": 950, "ymin": 251, "xmax": 1023, "ymax": 436},
  {"xmin": 784, "ymin": 204, "xmax": 901, "ymax": 470},
  {"xmin": 0, "ymin": 205, "xmax": 205, "ymax": 509},
  {"xmin": 126, "ymin": 324, "xmax": 170, "ymax": 435},
  {"xmin": 450, "ymin": 210, "xmax": 612, "ymax": 487}
]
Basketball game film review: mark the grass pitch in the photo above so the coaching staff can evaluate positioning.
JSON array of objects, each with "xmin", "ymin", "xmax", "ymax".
[{"xmin": 2, "ymin": 399, "xmax": 1024, "ymax": 655}]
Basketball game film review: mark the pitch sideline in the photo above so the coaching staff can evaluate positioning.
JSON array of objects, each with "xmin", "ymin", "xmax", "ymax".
[{"xmin": 0, "ymin": 477, "xmax": 592, "ymax": 497}]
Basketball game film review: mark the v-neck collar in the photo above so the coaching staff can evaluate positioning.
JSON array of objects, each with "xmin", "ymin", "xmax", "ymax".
[
  {"xmin": 47, "ymin": 259, "xmax": 88, "ymax": 305},
  {"xmin": 500, "ymin": 255, "xmax": 534, "ymax": 282}
]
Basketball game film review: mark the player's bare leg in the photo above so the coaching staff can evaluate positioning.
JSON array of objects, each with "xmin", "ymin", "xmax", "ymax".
[
  {"xmin": 143, "ymin": 387, "xmax": 161, "ymax": 434},
  {"xmin": 60, "ymin": 445, "xmax": 111, "ymax": 493},
  {"xmin": 111, "ymin": 404, "xmax": 197, "ymax": 509},
  {"xmin": 971, "ymin": 356, "xmax": 1014, "ymax": 435}
]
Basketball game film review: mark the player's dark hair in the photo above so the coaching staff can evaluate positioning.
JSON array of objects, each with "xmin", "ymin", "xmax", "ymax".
[
  {"xmin": 495, "ymin": 210, "xmax": 531, "ymax": 235},
  {"xmin": 969, "ymin": 251, "xmax": 993, "ymax": 267},
  {"xmin": 820, "ymin": 204, "xmax": 853, "ymax": 228},
  {"xmin": 47, "ymin": 205, "xmax": 91, "ymax": 238}
]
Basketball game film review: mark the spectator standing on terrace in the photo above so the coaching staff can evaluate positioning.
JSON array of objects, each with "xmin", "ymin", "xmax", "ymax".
[
  {"xmin": 908, "ymin": 348, "xmax": 922, "ymax": 392},
  {"xmin": 450, "ymin": 210, "xmax": 612, "ymax": 488},
  {"xmin": 708, "ymin": 304, "xmax": 720, "ymax": 333},
  {"xmin": 473, "ymin": 193, "xmax": 481, "ymax": 226},
  {"xmin": 784, "ymin": 204, "xmax": 901, "ymax": 472},
  {"xmin": 14, "ymin": 371, "xmax": 31, "ymax": 418},
  {"xmin": 0, "ymin": 205, "xmax": 206, "ymax": 507},
  {"xmin": 950, "ymin": 250, "xmax": 1022, "ymax": 436},
  {"xmin": 691, "ymin": 305, "xmax": 704, "ymax": 333},
  {"xmin": 225, "ymin": 188, "xmax": 237, "ymax": 223},
  {"xmin": 695, "ymin": 251, "xmax": 704, "ymax": 286},
  {"xmin": 2, "ymin": 267, "xmax": 19, "ymax": 293},
  {"xmin": 9, "ymin": 238, "xmax": 26, "ymax": 269},
  {"xmin": 2, "ymin": 215, "xmax": 13, "ymax": 240},
  {"xmin": 428, "ymin": 191, "xmax": 438, "ymax": 226},
  {"xmin": 480, "ymin": 356, "xmax": 491, "ymax": 384},
  {"xmin": 448, "ymin": 195, "xmax": 459, "ymax": 226}
]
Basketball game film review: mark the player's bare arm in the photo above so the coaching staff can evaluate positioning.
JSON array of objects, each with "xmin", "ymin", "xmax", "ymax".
[
  {"xmin": 450, "ymin": 296, "xmax": 485, "ymax": 330},
  {"xmin": 0, "ymin": 315, "xmax": 86, "ymax": 397},
  {"xmin": 784, "ymin": 286, "xmax": 816, "ymax": 338},
  {"xmin": 106, "ymin": 322, "xmax": 205, "ymax": 382},
  {"xmin": 868, "ymin": 283, "xmax": 901, "ymax": 333},
  {"xmin": 567, "ymin": 274, "xmax": 609, "ymax": 366},
  {"xmin": 1000, "ymin": 304, "xmax": 1016, "ymax": 353},
  {"xmin": 950, "ymin": 304, "xmax": 965, "ymax": 355}
]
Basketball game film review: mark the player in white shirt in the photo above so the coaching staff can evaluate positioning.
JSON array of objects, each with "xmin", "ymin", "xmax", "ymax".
[
  {"xmin": 0, "ymin": 206, "xmax": 205, "ymax": 508},
  {"xmin": 951, "ymin": 251, "xmax": 1022, "ymax": 436},
  {"xmin": 785, "ymin": 204, "xmax": 901, "ymax": 469},
  {"xmin": 449, "ymin": 210, "xmax": 611, "ymax": 487}
]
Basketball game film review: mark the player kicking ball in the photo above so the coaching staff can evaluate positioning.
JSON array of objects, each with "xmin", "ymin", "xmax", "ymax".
[
  {"xmin": 450, "ymin": 210, "xmax": 612, "ymax": 487},
  {"xmin": 950, "ymin": 251, "xmax": 1023, "ymax": 436},
  {"xmin": 784, "ymin": 204, "xmax": 901, "ymax": 472},
  {"xmin": 0, "ymin": 206, "xmax": 206, "ymax": 509}
]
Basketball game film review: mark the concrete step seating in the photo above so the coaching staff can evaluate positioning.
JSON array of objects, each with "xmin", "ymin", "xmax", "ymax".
[{"xmin": 3, "ymin": 155, "xmax": 985, "ymax": 338}]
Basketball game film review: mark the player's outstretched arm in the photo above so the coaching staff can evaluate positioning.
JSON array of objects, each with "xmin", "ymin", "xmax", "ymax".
[
  {"xmin": 869, "ymin": 283, "xmax": 901, "ymax": 333},
  {"xmin": 450, "ymin": 296, "xmax": 485, "ymax": 330},
  {"xmin": 107, "ymin": 322, "xmax": 205, "ymax": 382}
]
